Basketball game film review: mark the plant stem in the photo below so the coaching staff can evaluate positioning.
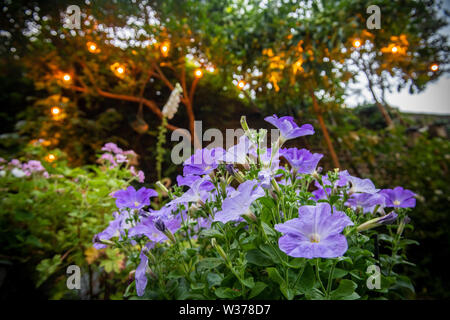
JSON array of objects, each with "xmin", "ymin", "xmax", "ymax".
[
  {"xmin": 325, "ymin": 260, "xmax": 337, "ymax": 299},
  {"xmin": 315, "ymin": 259, "xmax": 326, "ymax": 294}
]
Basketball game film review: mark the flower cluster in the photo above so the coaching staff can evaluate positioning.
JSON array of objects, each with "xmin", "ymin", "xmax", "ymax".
[
  {"xmin": 99, "ymin": 142, "xmax": 145, "ymax": 183},
  {"xmin": 161, "ymin": 83, "xmax": 183, "ymax": 120},
  {"xmin": 94, "ymin": 115, "xmax": 416, "ymax": 298},
  {"xmin": 0, "ymin": 157, "xmax": 49, "ymax": 178}
]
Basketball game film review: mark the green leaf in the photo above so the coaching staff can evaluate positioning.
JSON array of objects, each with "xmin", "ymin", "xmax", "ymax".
[
  {"xmin": 36, "ymin": 255, "xmax": 62, "ymax": 288},
  {"xmin": 246, "ymin": 249, "xmax": 272, "ymax": 267},
  {"xmin": 330, "ymin": 279, "xmax": 358, "ymax": 300},
  {"xmin": 261, "ymin": 221, "xmax": 277, "ymax": 238},
  {"xmin": 280, "ymin": 284, "xmax": 295, "ymax": 300},
  {"xmin": 215, "ymin": 287, "xmax": 242, "ymax": 298},
  {"xmin": 199, "ymin": 228, "xmax": 225, "ymax": 239},
  {"xmin": 196, "ymin": 258, "xmax": 223, "ymax": 272},
  {"xmin": 297, "ymin": 264, "xmax": 315, "ymax": 293},
  {"xmin": 207, "ymin": 273, "xmax": 224, "ymax": 288},
  {"xmin": 249, "ymin": 282, "xmax": 268, "ymax": 299},
  {"xmin": 259, "ymin": 244, "xmax": 282, "ymax": 264},
  {"xmin": 266, "ymin": 267, "xmax": 285, "ymax": 286},
  {"xmin": 286, "ymin": 258, "xmax": 304, "ymax": 269},
  {"xmin": 332, "ymin": 268, "xmax": 349, "ymax": 279},
  {"xmin": 241, "ymin": 277, "xmax": 255, "ymax": 289}
]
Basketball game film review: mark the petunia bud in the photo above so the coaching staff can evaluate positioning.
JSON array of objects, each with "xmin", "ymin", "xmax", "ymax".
[
  {"xmin": 271, "ymin": 178, "xmax": 281, "ymax": 193},
  {"xmin": 357, "ymin": 212, "xmax": 398, "ymax": 232},
  {"xmin": 244, "ymin": 210, "xmax": 257, "ymax": 222},
  {"xmin": 211, "ymin": 238, "xmax": 228, "ymax": 262},
  {"xmin": 164, "ymin": 229, "xmax": 177, "ymax": 244},
  {"xmin": 154, "ymin": 219, "xmax": 167, "ymax": 233},
  {"xmin": 225, "ymin": 164, "xmax": 235, "ymax": 176},
  {"xmin": 397, "ymin": 215, "xmax": 411, "ymax": 235},
  {"xmin": 234, "ymin": 170, "xmax": 246, "ymax": 183},
  {"xmin": 240, "ymin": 116, "xmax": 250, "ymax": 132},
  {"xmin": 155, "ymin": 181, "xmax": 168, "ymax": 194},
  {"xmin": 94, "ymin": 237, "xmax": 115, "ymax": 246}
]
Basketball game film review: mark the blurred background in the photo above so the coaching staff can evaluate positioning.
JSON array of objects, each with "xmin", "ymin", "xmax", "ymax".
[{"xmin": 0, "ymin": 0, "xmax": 449, "ymax": 299}]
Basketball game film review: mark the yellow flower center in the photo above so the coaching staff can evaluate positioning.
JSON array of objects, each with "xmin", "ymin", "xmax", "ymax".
[
  {"xmin": 393, "ymin": 200, "xmax": 401, "ymax": 206},
  {"xmin": 134, "ymin": 201, "xmax": 140, "ymax": 207},
  {"xmin": 310, "ymin": 233, "xmax": 321, "ymax": 243}
]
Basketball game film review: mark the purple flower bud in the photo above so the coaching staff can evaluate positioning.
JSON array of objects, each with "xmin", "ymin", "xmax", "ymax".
[
  {"xmin": 225, "ymin": 164, "xmax": 235, "ymax": 175},
  {"xmin": 154, "ymin": 219, "xmax": 167, "ymax": 233},
  {"xmin": 378, "ymin": 212, "xmax": 398, "ymax": 225}
]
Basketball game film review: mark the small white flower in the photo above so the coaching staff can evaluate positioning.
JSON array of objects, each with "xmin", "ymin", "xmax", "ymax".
[
  {"xmin": 11, "ymin": 168, "xmax": 26, "ymax": 178},
  {"xmin": 162, "ymin": 83, "xmax": 183, "ymax": 119},
  {"xmin": 0, "ymin": 170, "xmax": 6, "ymax": 177}
]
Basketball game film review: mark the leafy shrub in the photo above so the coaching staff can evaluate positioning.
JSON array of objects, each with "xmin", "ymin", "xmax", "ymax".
[{"xmin": 0, "ymin": 142, "xmax": 145, "ymax": 299}]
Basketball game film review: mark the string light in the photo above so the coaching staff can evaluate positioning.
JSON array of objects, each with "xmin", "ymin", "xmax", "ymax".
[
  {"xmin": 207, "ymin": 66, "xmax": 215, "ymax": 73},
  {"xmin": 87, "ymin": 41, "xmax": 100, "ymax": 53},
  {"xmin": 160, "ymin": 41, "xmax": 170, "ymax": 57},
  {"xmin": 63, "ymin": 74, "xmax": 71, "ymax": 82},
  {"xmin": 110, "ymin": 62, "xmax": 126, "ymax": 78},
  {"xmin": 45, "ymin": 153, "xmax": 56, "ymax": 162},
  {"xmin": 194, "ymin": 68, "xmax": 203, "ymax": 78},
  {"xmin": 51, "ymin": 106, "xmax": 61, "ymax": 115},
  {"xmin": 430, "ymin": 63, "xmax": 439, "ymax": 72},
  {"xmin": 391, "ymin": 46, "xmax": 398, "ymax": 53},
  {"xmin": 353, "ymin": 39, "xmax": 361, "ymax": 48},
  {"xmin": 237, "ymin": 80, "xmax": 246, "ymax": 89}
]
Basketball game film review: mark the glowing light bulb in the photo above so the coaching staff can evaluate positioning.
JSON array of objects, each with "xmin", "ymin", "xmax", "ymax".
[
  {"xmin": 51, "ymin": 106, "xmax": 61, "ymax": 115},
  {"xmin": 237, "ymin": 80, "xmax": 246, "ymax": 89},
  {"xmin": 63, "ymin": 74, "xmax": 71, "ymax": 81},
  {"xmin": 46, "ymin": 154, "xmax": 56, "ymax": 162},
  {"xmin": 117, "ymin": 67, "xmax": 124, "ymax": 74},
  {"xmin": 391, "ymin": 46, "xmax": 398, "ymax": 53},
  {"xmin": 194, "ymin": 68, "xmax": 203, "ymax": 78},
  {"xmin": 87, "ymin": 41, "xmax": 99, "ymax": 53},
  {"xmin": 160, "ymin": 41, "xmax": 170, "ymax": 57},
  {"xmin": 353, "ymin": 40, "xmax": 361, "ymax": 48},
  {"xmin": 430, "ymin": 63, "xmax": 439, "ymax": 72}
]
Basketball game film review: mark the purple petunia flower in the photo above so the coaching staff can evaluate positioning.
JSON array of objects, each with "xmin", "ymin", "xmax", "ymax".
[
  {"xmin": 257, "ymin": 169, "xmax": 273, "ymax": 189},
  {"xmin": 112, "ymin": 186, "xmax": 158, "ymax": 210},
  {"xmin": 274, "ymin": 203, "xmax": 354, "ymax": 259},
  {"xmin": 264, "ymin": 115, "xmax": 314, "ymax": 142},
  {"xmin": 221, "ymin": 135, "xmax": 254, "ymax": 164},
  {"xmin": 321, "ymin": 170, "xmax": 351, "ymax": 187},
  {"xmin": 183, "ymin": 147, "xmax": 225, "ymax": 176},
  {"xmin": 128, "ymin": 214, "xmax": 181, "ymax": 243},
  {"xmin": 280, "ymin": 148, "xmax": 323, "ymax": 174},
  {"xmin": 93, "ymin": 210, "xmax": 134, "ymax": 249},
  {"xmin": 169, "ymin": 177, "xmax": 215, "ymax": 206},
  {"xmin": 176, "ymin": 174, "xmax": 202, "ymax": 187},
  {"xmin": 380, "ymin": 187, "xmax": 416, "ymax": 208},
  {"xmin": 378, "ymin": 212, "xmax": 398, "ymax": 225},
  {"xmin": 347, "ymin": 175, "xmax": 379, "ymax": 194},
  {"xmin": 135, "ymin": 242, "xmax": 154, "ymax": 296},
  {"xmin": 214, "ymin": 180, "xmax": 265, "ymax": 224},
  {"xmin": 346, "ymin": 193, "xmax": 385, "ymax": 214}
]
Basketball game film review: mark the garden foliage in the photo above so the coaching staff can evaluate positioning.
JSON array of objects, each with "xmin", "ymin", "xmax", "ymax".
[{"xmin": 0, "ymin": 142, "xmax": 144, "ymax": 299}]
